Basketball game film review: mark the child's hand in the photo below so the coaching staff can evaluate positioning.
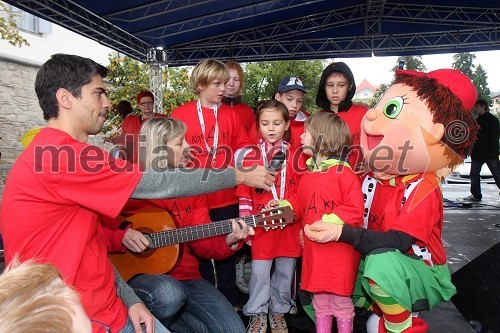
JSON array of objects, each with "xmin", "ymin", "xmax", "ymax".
[
  {"xmin": 264, "ymin": 199, "xmax": 279, "ymax": 210},
  {"xmin": 304, "ymin": 220, "xmax": 343, "ymax": 243}
]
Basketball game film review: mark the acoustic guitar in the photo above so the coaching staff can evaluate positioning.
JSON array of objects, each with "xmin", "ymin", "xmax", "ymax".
[{"xmin": 109, "ymin": 206, "xmax": 295, "ymax": 280}]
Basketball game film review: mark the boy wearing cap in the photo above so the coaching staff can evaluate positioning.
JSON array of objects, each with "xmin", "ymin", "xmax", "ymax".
[
  {"xmin": 304, "ymin": 68, "xmax": 479, "ymax": 332},
  {"xmin": 275, "ymin": 76, "xmax": 309, "ymax": 151},
  {"xmin": 316, "ymin": 62, "xmax": 368, "ymax": 172}
]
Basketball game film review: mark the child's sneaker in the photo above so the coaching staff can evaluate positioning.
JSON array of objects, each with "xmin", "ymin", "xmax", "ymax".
[
  {"xmin": 247, "ymin": 314, "xmax": 268, "ymax": 333},
  {"xmin": 269, "ymin": 312, "xmax": 288, "ymax": 333}
]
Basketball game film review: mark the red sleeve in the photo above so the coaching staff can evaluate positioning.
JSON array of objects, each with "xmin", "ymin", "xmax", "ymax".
[
  {"xmin": 182, "ymin": 196, "xmax": 238, "ymax": 259},
  {"xmin": 391, "ymin": 176, "xmax": 441, "ymax": 242},
  {"xmin": 228, "ymin": 107, "xmax": 251, "ymax": 151},
  {"xmin": 331, "ymin": 169, "xmax": 364, "ymax": 227},
  {"xmin": 99, "ymin": 215, "xmax": 127, "ymax": 253}
]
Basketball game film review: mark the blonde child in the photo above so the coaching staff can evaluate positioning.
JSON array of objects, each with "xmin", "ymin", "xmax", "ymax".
[
  {"xmin": 236, "ymin": 100, "xmax": 302, "ymax": 333},
  {"xmin": 171, "ymin": 59, "xmax": 251, "ymax": 305},
  {"xmin": 268, "ymin": 112, "xmax": 364, "ymax": 333}
]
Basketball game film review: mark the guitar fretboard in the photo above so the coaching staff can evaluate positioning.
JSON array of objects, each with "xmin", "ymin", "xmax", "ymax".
[{"xmin": 149, "ymin": 215, "xmax": 261, "ymax": 249}]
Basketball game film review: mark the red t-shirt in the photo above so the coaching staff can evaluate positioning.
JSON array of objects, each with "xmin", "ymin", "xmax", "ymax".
[
  {"xmin": 364, "ymin": 173, "xmax": 447, "ymax": 265},
  {"xmin": 116, "ymin": 197, "xmax": 238, "ymax": 280},
  {"xmin": 235, "ymin": 145, "xmax": 302, "ymax": 260},
  {"xmin": 289, "ymin": 110, "xmax": 309, "ymax": 151},
  {"xmin": 322, "ymin": 105, "xmax": 367, "ymax": 168},
  {"xmin": 171, "ymin": 101, "xmax": 250, "ymax": 209},
  {"xmin": 287, "ymin": 165, "xmax": 364, "ymax": 296},
  {"xmin": 225, "ymin": 102, "xmax": 256, "ymax": 139},
  {"xmin": 0, "ymin": 128, "xmax": 142, "ymax": 332}
]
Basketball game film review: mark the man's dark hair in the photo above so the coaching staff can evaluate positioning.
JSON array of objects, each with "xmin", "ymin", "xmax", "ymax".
[
  {"xmin": 475, "ymin": 99, "xmax": 489, "ymax": 112},
  {"xmin": 35, "ymin": 54, "xmax": 108, "ymax": 120}
]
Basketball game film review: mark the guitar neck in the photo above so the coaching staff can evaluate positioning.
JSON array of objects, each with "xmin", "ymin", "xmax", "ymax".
[{"xmin": 148, "ymin": 216, "xmax": 256, "ymax": 249}]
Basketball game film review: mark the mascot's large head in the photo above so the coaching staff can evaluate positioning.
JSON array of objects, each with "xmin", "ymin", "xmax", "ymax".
[{"xmin": 361, "ymin": 69, "xmax": 479, "ymax": 180}]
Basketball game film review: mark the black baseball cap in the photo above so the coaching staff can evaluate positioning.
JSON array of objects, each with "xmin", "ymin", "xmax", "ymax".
[{"xmin": 277, "ymin": 76, "xmax": 307, "ymax": 93}]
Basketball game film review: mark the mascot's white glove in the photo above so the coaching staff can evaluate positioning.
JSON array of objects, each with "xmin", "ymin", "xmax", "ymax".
[{"xmin": 304, "ymin": 221, "xmax": 343, "ymax": 243}]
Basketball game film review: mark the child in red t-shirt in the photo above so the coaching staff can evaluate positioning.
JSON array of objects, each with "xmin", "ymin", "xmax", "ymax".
[
  {"xmin": 274, "ymin": 76, "xmax": 309, "ymax": 151},
  {"xmin": 223, "ymin": 61, "xmax": 256, "ymax": 140},
  {"xmin": 268, "ymin": 112, "xmax": 364, "ymax": 333},
  {"xmin": 316, "ymin": 62, "xmax": 368, "ymax": 173},
  {"xmin": 236, "ymin": 100, "xmax": 302, "ymax": 333},
  {"xmin": 171, "ymin": 59, "xmax": 251, "ymax": 306}
]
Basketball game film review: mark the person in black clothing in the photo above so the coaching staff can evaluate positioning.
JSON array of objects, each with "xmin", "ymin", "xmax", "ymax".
[{"xmin": 463, "ymin": 99, "xmax": 500, "ymax": 201}]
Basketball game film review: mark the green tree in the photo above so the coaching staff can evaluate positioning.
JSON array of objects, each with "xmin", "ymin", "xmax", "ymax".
[
  {"xmin": 373, "ymin": 56, "xmax": 427, "ymax": 104},
  {"xmin": 243, "ymin": 60, "xmax": 325, "ymax": 113},
  {"xmin": 473, "ymin": 64, "xmax": 492, "ymax": 104},
  {"xmin": 390, "ymin": 56, "xmax": 427, "ymax": 72},
  {"xmin": 452, "ymin": 52, "xmax": 476, "ymax": 78},
  {"xmin": 0, "ymin": 2, "xmax": 29, "ymax": 47},
  {"xmin": 102, "ymin": 54, "xmax": 195, "ymax": 133},
  {"xmin": 452, "ymin": 52, "xmax": 492, "ymax": 105}
]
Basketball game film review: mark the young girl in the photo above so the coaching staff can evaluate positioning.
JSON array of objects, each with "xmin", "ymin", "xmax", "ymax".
[
  {"xmin": 236, "ymin": 99, "xmax": 302, "ymax": 333},
  {"xmin": 268, "ymin": 112, "xmax": 364, "ymax": 333},
  {"xmin": 171, "ymin": 59, "xmax": 251, "ymax": 305},
  {"xmin": 223, "ymin": 61, "xmax": 256, "ymax": 139}
]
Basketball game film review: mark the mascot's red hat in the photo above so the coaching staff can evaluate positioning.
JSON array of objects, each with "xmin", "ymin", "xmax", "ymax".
[{"xmin": 396, "ymin": 69, "xmax": 477, "ymax": 110}]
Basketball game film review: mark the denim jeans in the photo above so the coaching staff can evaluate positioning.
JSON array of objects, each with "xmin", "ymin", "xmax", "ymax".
[
  {"xmin": 119, "ymin": 317, "xmax": 171, "ymax": 333},
  {"xmin": 169, "ymin": 279, "xmax": 246, "ymax": 333},
  {"xmin": 127, "ymin": 274, "xmax": 188, "ymax": 325},
  {"xmin": 470, "ymin": 158, "xmax": 500, "ymax": 198}
]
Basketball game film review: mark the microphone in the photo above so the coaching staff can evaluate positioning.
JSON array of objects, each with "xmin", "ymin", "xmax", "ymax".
[{"xmin": 256, "ymin": 150, "xmax": 286, "ymax": 194}]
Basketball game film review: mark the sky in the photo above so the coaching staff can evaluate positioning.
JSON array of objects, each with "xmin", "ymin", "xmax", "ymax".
[{"xmin": 337, "ymin": 50, "xmax": 500, "ymax": 94}]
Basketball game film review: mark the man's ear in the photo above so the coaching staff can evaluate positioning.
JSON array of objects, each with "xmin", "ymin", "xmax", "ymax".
[
  {"xmin": 423, "ymin": 123, "xmax": 445, "ymax": 146},
  {"xmin": 56, "ymin": 88, "xmax": 72, "ymax": 109}
]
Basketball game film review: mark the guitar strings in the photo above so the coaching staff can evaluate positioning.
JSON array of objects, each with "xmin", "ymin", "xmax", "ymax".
[{"xmin": 148, "ymin": 208, "xmax": 289, "ymax": 248}]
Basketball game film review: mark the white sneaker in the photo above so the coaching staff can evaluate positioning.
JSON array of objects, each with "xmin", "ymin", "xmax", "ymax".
[{"xmin": 366, "ymin": 314, "xmax": 381, "ymax": 333}]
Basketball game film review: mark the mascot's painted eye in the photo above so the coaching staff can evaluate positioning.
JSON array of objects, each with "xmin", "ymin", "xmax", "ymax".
[{"xmin": 383, "ymin": 97, "xmax": 405, "ymax": 119}]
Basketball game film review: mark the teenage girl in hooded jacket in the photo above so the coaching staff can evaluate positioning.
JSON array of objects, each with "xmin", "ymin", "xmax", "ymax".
[{"xmin": 316, "ymin": 62, "xmax": 368, "ymax": 172}]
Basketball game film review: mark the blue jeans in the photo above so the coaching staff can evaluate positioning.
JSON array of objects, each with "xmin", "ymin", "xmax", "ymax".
[
  {"xmin": 470, "ymin": 158, "xmax": 500, "ymax": 198},
  {"xmin": 127, "ymin": 274, "xmax": 187, "ymax": 325},
  {"xmin": 119, "ymin": 317, "xmax": 170, "ymax": 333},
  {"xmin": 169, "ymin": 279, "xmax": 246, "ymax": 333}
]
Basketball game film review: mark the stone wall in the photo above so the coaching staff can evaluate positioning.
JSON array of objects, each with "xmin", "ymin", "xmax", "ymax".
[{"xmin": 0, "ymin": 56, "xmax": 44, "ymax": 193}]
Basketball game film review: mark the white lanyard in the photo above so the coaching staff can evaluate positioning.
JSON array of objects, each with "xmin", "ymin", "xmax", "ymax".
[
  {"xmin": 196, "ymin": 100, "xmax": 219, "ymax": 160},
  {"xmin": 260, "ymin": 141, "xmax": 287, "ymax": 200}
]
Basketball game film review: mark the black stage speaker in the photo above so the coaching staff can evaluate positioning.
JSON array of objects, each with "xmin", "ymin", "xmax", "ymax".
[{"xmin": 451, "ymin": 242, "xmax": 500, "ymax": 332}]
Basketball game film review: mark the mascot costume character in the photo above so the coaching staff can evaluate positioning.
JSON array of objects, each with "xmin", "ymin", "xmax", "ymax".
[{"xmin": 304, "ymin": 68, "xmax": 479, "ymax": 333}]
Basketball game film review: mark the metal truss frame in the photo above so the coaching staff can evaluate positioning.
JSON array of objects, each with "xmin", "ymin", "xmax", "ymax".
[{"xmin": 10, "ymin": 0, "xmax": 500, "ymax": 66}]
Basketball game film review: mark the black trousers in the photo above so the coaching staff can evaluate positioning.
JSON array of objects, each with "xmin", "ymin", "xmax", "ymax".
[{"xmin": 198, "ymin": 203, "xmax": 239, "ymax": 305}]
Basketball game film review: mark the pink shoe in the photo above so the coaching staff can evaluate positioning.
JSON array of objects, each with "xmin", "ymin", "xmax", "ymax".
[
  {"xmin": 337, "ymin": 317, "xmax": 353, "ymax": 333},
  {"xmin": 315, "ymin": 315, "xmax": 333, "ymax": 333}
]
